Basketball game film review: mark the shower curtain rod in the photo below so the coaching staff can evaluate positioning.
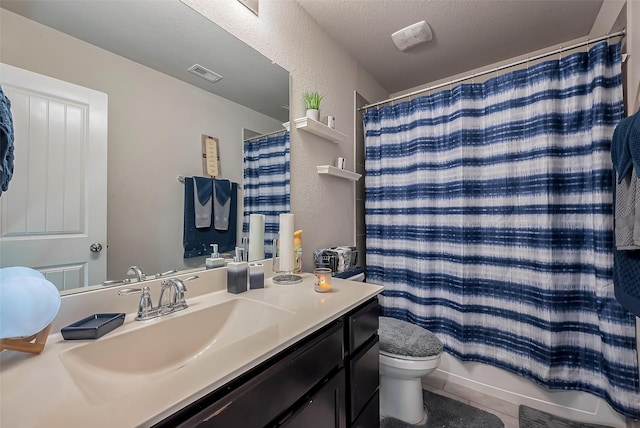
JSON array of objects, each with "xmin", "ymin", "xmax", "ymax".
[
  {"xmin": 359, "ymin": 29, "xmax": 626, "ymax": 111},
  {"xmin": 244, "ymin": 128, "xmax": 288, "ymax": 142}
]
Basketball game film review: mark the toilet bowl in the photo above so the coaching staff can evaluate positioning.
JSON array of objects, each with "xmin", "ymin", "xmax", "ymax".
[{"xmin": 379, "ymin": 316, "xmax": 443, "ymax": 425}]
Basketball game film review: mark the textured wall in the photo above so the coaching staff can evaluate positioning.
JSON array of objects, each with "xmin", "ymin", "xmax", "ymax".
[{"xmin": 183, "ymin": 0, "xmax": 388, "ymax": 271}]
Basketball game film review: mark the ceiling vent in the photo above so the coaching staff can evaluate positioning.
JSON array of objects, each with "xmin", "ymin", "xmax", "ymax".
[{"xmin": 187, "ymin": 64, "xmax": 223, "ymax": 83}]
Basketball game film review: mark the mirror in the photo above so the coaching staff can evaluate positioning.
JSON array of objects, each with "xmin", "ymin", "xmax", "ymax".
[{"xmin": 0, "ymin": 1, "xmax": 290, "ymax": 294}]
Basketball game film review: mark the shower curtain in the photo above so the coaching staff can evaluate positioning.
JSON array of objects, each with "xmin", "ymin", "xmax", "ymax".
[
  {"xmin": 243, "ymin": 132, "xmax": 290, "ymax": 257},
  {"xmin": 363, "ymin": 42, "xmax": 640, "ymax": 417}
]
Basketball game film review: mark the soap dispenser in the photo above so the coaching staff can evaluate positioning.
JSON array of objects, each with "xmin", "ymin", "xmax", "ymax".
[
  {"xmin": 227, "ymin": 247, "xmax": 248, "ymax": 294},
  {"xmin": 206, "ymin": 244, "xmax": 226, "ymax": 269},
  {"xmin": 249, "ymin": 263, "xmax": 264, "ymax": 289}
]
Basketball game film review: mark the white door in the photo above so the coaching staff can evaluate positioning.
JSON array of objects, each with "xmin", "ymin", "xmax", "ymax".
[{"xmin": 0, "ymin": 63, "xmax": 107, "ymax": 292}]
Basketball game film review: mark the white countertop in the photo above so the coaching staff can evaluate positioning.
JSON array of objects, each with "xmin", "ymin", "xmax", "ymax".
[{"xmin": 0, "ymin": 273, "xmax": 382, "ymax": 428}]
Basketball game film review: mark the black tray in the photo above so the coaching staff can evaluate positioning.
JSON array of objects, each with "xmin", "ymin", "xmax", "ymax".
[{"xmin": 61, "ymin": 313, "xmax": 126, "ymax": 340}]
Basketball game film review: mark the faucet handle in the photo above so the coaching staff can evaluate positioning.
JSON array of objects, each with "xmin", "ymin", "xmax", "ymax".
[
  {"xmin": 176, "ymin": 275, "xmax": 198, "ymax": 296},
  {"xmin": 154, "ymin": 269, "xmax": 178, "ymax": 279},
  {"xmin": 118, "ymin": 286, "xmax": 155, "ymax": 320},
  {"xmin": 181, "ymin": 275, "xmax": 199, "ymax": 284},
  {"xmin": 103, "ymin": 278, "xmax": 132, "ymax": 286},
  {"xmin": 137, "ymin": 286, "xmax": 154, "ymax": 319}
]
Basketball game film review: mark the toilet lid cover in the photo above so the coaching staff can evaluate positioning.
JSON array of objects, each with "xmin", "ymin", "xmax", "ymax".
[{"xmin": 379, "ymin": 316, "xmax": 443, "ymax": 358}]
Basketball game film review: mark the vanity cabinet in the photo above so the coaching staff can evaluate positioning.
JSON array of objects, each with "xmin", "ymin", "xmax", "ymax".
[
  {"xmin": 153, "ymin": 297, "xmax": 379, "ymax": 428},
  {"xmin": 345, "ymin": 298, "xmax": 380, "ymax": 426}
]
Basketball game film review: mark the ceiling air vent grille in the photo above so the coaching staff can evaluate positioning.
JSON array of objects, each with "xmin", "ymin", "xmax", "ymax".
[{"xmin": 187, "ymin": 64, "xmax": 223, "ymax": 83}]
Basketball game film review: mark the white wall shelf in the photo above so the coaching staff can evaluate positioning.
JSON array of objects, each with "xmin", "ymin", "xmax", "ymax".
[
  {"xmin": 294, "ymin": 117, "xmax": 346, "ymax": 143},
  {"xmin": 316, "ymin": 165, "xmax": 361, "ymax": 181}
]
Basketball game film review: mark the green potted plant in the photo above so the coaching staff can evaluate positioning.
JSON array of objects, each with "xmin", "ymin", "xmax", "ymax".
[{"xmin": 303, "ymin": 92, "xmax": 323, "ymax": 121}]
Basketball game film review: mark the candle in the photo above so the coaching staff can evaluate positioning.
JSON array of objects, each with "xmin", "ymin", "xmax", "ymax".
[
  {"xmin": 314, "ymin": 268, "xmax": 332, "ymax": 293},
  {"xmin": 279, "ymin": 213, "xmax": 295, "ymax": 272}
]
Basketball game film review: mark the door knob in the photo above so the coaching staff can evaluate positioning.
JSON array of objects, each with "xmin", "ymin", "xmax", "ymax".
[{"xmin": 90, "ymin": 243, "xmax": 103, "ymax": 253}]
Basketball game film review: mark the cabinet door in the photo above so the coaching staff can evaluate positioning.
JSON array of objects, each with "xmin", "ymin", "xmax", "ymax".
[
  {"xmin": 347, "ymin": 299, "xmax": 379, "ymax": 356},
  {"xmin": 349, "ymin": 339, "xmax": 380, "ymax": 422},
  {"xmin": 351, "ymin": 390, "xmax": 379, "ymax": 428},
  {"xmin": 279, "ymin": 370, "xmax": 346, "ymax": 428}
]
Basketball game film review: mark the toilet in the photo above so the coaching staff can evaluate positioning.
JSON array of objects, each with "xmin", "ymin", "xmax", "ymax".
[{"xmin": 378, "ymin": 316, "xmax": 443, "ymax": 425}]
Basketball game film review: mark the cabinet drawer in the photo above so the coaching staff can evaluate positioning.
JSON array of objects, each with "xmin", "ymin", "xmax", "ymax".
[
  {"xmin": 351, "ymin": 389, "xmax": 379, "ymax": 428},
  {"xmin": 278, "ymin": 370, "xmax": 346, "ymax": 428},
  {"xmin": 348, "ymin": 299, "xmax": 379, "ymax": 355},
  {"xmin": 349, "ymin": 338, "xmax": 379, "ymax": 422},
  {"xmin": 171, "ymin": 321, "xmax": 344, "ymax": 428}
]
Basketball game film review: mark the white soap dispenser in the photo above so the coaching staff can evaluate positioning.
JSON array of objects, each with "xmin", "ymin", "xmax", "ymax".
[{"xmin": 206, "ymin": 244, "xmax": 226, "ymax": 269}]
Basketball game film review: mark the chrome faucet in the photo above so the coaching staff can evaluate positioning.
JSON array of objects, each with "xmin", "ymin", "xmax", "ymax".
[
  {"xmin": 127, "ymin": 265, "xmax": 146, "ymax": 282},
  {"xmin": 158, "ymin": 276, "xmax": 194, "ymax": 314},
  {"xmin": 118, "ymin": 275, "xmax": 198, "ymax": 321}
]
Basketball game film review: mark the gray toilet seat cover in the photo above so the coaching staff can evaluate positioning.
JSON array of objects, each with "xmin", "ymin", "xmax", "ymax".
[{"xmin": 379, "ymin": 316, "xmax": 443, "ymax": 358}]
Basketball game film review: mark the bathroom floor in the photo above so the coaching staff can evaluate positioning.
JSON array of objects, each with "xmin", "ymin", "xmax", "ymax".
[
  {"xmin": 422, "ymin": 377, "xmax": 640, "ymax": 428},
  {"xmin": 421, "ymin": 377, "xmax": 519, "ymax": 427}
]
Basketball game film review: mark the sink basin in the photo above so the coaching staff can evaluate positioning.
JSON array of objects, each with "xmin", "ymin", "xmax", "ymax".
[{"xmin": 60, "ymin": 298, "xmax": 293, "ymax": 403}]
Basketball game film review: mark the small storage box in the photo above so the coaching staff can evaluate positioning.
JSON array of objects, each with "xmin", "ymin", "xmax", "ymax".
[
  {"xmin": 61, "ymin": 313, "xmax": 125, "ymax": 340},
  {"xmin": 313, "ymin": 246, "xmax": 358, "ymax": 275}
]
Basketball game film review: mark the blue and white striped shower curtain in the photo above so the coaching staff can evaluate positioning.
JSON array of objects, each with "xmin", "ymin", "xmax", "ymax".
[
  {"xmin": 363, "ymin": 42, "xmax": 640, "ymax": 417},
  {"xmin": 243, "ymin": 132, "xmax": 290, "ymax": 257}
]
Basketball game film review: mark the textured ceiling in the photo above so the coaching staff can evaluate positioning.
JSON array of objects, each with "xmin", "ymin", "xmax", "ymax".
[
  {"xmin": 296, "ymin": 0, "xmax": 605, "ymax": 94},
  {"xmin": 4, "ymin": 0, "xmax": 607, "ymax": 108}
]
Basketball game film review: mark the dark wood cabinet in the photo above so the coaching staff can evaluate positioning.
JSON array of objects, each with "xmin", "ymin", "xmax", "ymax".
[
  {"xmin": 345, "ymin": 299, "xmax": 380, "ymax": 426},
  {"xmin": 349, "ymin": 339, "xmax": 380, "ymax": 422},
  {"xmin": 278, "ymin": 370, "xmax": 346, "ymax": 428},
  {"xmin": 153, "ymin": 298, "xmax": 379, "ymax": 428}
]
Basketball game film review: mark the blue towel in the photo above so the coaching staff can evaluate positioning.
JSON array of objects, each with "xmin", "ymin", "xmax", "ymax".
[
  {"xmin": 613, "ymin": 176, "xmax": 640, "ymax": 317},
  {"xmin": 213, "ymin": 179, "xmax": 232, "ymax": 231},
  {"xmin": 0, "ymin": 84, "xmax": 15, "ymax": 195},
  {"xmin": 194, "ymin": 176, "xmax": 213, "ymax": 205},
  {"xmin": 0, "ymin": 267, "xmax": 61, "ymax": 339},
  {"xmin": 183, "ymin": 177, "xmax": 237, "ymax": 258},
  {"xmin": 613, "ymin": 248, "xmax": 640, "ymax": 317},
  {"xmin": 214, "ymin": 179, "xmax": 231, "ymax": 205},
  {"xmin": 611, "ymin": 111, "xmax": 640, "ymax": 182},
  {"xmin": 193, "ymin": 177, "xmax": 213, "ymax": 228}
]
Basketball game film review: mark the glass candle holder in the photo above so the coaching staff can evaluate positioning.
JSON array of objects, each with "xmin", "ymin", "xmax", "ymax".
[{"xmin": 314, "ymin": 268, "xmax": 332, "ymax": 293}]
